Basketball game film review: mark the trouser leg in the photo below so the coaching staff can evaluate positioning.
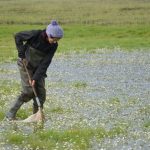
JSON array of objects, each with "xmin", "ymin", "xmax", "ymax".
[
  {"xmin": 6, "ymin": 59, "xmax": 34, "ymax": 120},
  {"xmin": 33, "ymin": 78, "xmax": 46, "ymax": 114},
  {"xmin": 6, "ymin": 94, "xmax": 24, "ymax": 120},
  {"xmin": 6, "ymin": 92, "xmax": 34, "ymax": 120},
  {"xmin": 6, "ymin": 58, "xmax": 46, "ymax": 118}
]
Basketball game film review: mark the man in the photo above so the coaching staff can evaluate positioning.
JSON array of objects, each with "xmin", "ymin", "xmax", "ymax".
[{"xmin": 6, "ymin": 20, "xmax": 63, "ymax": 120}]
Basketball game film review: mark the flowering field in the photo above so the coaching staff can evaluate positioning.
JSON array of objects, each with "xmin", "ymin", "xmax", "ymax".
[
  {"xmin": 0, "ymin": 0, "xmax": 149, "ymax": 149},
  {"xmin": 0, "ymin": 49, "xmax": 149, "ymax": 149}
]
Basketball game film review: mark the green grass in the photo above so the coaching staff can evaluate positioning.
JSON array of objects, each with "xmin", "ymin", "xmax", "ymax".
[
  {"xmin": 4, "ymin": 125, "xmax": 127, "ymax": 150},
  {"xmin": 0, "ymin": 0, "xmax": 149, "ymax": 25},
  {"xmin": 0, "ymin": 0, "xmax": 150, "ymax": 61},
  {"xmin": 72, "ymin": 81, "xmax": 88, "ymax": 89},
  {"xmin": 144, "ymin": 120, "xmax": 150, "ymax": 128},
  {"xmin": 0, "ymin": 80, "xmax": 20, "ymax": 95},
  {"xmin": 17, "ymin": 108, "xmax": 32, "ymax": 119},
  {"xmin": 0, "ymin": 110, "xmax": 5, "ymax": 121},
  {"xmin": 0, "ymin": 24, "xmax": 150, "ymax": 61},
  {"xmin": 6, "ymin": 132, "xmax": 25, "ymax": 145},
  {"xmin": 0, "ymin": 80, "xmax": 21, "ymax": 120},
  {"xmin": 109, "ymin": 97, "xmax": 121, "ymax": 106},
  {"xmin": 139, "ymin": 105, "xmax": 150, "ymax": 115},
  {"xmin": 50, "ymin": 107, "xmax": 65, "ymax": 114}
]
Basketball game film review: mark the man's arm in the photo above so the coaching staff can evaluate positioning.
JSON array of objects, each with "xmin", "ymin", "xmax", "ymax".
[{"xmin": 14, "ymin": 30, "xmax": 39, "ymax": 58}]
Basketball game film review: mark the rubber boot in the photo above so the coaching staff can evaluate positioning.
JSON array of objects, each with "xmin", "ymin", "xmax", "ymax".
[{"xmin": 6, "ymin": 96, "xmax": 24, "ymax": 120}]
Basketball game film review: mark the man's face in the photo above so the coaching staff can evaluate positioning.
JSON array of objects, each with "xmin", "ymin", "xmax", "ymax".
[{"xmin": 48, "ymin": 37, "xmax": 60, "ymax": 44}]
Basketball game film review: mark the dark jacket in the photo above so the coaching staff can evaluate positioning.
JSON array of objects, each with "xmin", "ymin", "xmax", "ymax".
[{"xmin": 15, "ymin": 29, "xmax": 58, "ymax": 80}]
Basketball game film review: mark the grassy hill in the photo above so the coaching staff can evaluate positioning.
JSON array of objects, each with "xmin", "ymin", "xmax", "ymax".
[
  {"xmin": 0, "ymin": 0, "xmax": 150, "ymax": 61},
  {"xmin": 0, "ymin": 0, "xmax": 150, "ymax": 25}
]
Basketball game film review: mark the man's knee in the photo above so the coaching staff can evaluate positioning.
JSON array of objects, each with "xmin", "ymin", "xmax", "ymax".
[{"xmin": 19, "ymin": 92, "xmax": 34, "ymax": 103}]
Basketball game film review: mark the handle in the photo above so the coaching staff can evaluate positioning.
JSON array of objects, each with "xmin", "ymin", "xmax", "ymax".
[{"xmin": 22, "ymin": 59, "xmax": 41, "ymax": 107}]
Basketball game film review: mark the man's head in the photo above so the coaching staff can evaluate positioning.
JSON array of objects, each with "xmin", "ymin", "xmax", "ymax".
[{"xmin": 46, "ymin": 20, "xmax": 63, "ymax": 44}]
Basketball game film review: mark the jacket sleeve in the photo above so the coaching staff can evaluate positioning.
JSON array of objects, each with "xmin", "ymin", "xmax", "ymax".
[
  {"xmin": 32, "ymin": 44, "xmax": 58, "ymax": 81},
  {"xmin": 14, "ymin": 30, "xmax": 39, "ymax": 58}
]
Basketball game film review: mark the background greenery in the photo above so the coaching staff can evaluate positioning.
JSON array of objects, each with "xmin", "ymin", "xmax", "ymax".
[
  {"xmin": 0, "ymin": 0, "xmax": 150, "ymax": 60},
  {"xmin": 0, "ymin": 1, "xmax": 150, "ymax": 149},
  {"xmin": 0, "ymin": 0, "xmax": 150, "ymax": 25}
]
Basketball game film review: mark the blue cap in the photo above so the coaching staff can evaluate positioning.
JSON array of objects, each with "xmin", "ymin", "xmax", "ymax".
[{"xmin": 46, "ymin": 20, "xmax": 63, "ymax": 38}]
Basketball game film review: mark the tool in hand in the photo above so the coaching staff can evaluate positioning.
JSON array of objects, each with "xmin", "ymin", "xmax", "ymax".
[{"xmin": 22, "ymin": 59, "xmax": 44, "ymax": 123}]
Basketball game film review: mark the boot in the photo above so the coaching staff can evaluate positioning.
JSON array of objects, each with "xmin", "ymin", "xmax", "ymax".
[{"xmin": 6, "ymin": 96, "xmax": 24, "ymax": 120}]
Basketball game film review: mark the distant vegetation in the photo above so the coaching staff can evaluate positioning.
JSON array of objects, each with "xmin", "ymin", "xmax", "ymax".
[
  {"xmin": 0, "ymin": 0, "xmax": 150, "ymax": 61},
  {"xmin": 0, "ymin": 0, "xmax": 149, "ymax": 25}
]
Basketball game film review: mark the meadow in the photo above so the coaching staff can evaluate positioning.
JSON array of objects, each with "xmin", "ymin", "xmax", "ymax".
[
  {"xmin": 0, "ymin": 50, "xmax": 150, "ymax": 149},
  {"xmin": 0, "ymin": 0, "xmax": 150, "ymax": 61},
  {"xmin": 0, "ymin": 0, "xmax": 150, "ymax": 149}
]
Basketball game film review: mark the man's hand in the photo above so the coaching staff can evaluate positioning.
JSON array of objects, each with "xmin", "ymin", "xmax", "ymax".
[
  {"xmin": 22, "ymin": 58, "xmax": 27, "ymax": 66},
  {"xmin": 29, "ymin": 80, "xmax": 35, "ymax": 86}
]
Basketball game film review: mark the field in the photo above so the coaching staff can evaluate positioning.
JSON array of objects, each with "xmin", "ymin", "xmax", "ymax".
[
  {"xmin": 0, "ymin": 0, "xmax": 150, "ymax": 149},
  {"xmin": 0, "ymin": 0, "xmax": 150, "ymax": 61}
]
